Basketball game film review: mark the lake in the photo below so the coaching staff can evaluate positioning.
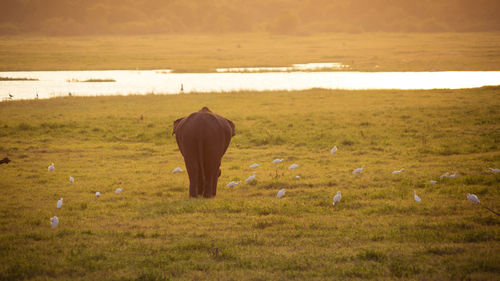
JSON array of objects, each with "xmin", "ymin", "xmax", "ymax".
[{"xmin": 1, "ymin": 70, "xmax": 500, "ymax": 100}]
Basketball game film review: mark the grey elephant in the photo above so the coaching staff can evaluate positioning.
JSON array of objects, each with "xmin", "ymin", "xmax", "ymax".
[{"xmin": 173, "ymin": 107, "xmax": 235, "ymax": 198}]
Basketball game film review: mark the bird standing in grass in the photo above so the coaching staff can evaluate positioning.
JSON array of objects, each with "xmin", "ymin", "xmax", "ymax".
[
  {"xmin": 330, "ymin": 146, "xmax": 337, "ymax": 155},
  {"xmin": 392, "ymin": 168, "xmax": 404, "ymax": 175},
  {"xmin": 50, "ymin": 216, "xmax": 58, "ymax": 228},
  {"xmin": 489, "ymin": 168, "xmax": 500, "ymax": 173},
  {"xmin": 115, "ymin": 188, "xmax": 123, "ymax": 194},
  {"xmin": 414, "ymin": 190, "xmax": 421, "ymax": 203},
  {"xmin": 69, "ymin": 176, "xmax": 74, "ymax": 183},
  {"xmin": 288, "ymin": 164, "xmax": 299, "ymax": 170},
  {"xmin": 352, "ymin": 165, "xmax": 364, "ymax": 174},
  {"xmin": 440, "ymin": 172, "xmax": 457, "ymax": 179},
  {"xmin": 226, "ymin": 181, "xmax": 240, "ymax": 188},
  {"xmin": 272, "ymin": 158, "xmax": 284, "ymax": 164},
  {"xmin": 249, "ymin": 163, "xmax": 261, "ymax": 169},
  {"xmin": 466, "ymin": 193, "xmax": 499, "ymax": 215},
  {"xmin": 0, "ymin": 157, "xmax": 11, "ymax": 164},
  {"xmin": 333, "ymin": 191, "xmax": 341, "ymax": 206},
  {"xmin": 246, "ymin": 172, "xmax": 256, "ymax": 183},
  {"xmin": 96, "ymin": 192, "xmax": 100, "ymax": 198},
  {"xmin": 171, "ymin": 167, "xmax": 183, "ymax": 173},
  {"xmin": 440, "ymin": 172, "xmax": 449, "ymax": 179},
  {"xmin": 48, "ymin": 163, "xmax": 54, "ymax": 172},
  {"xmin": 466, "ymin": 193, "xmax": 480, "ymax": 204},
  {"xmin": 276, "ymin": 189, "xmax": 286, "ymax": 198},
  {"xmin": 57, "ymin": 198, "xmax": 63, "ymax": 209}
]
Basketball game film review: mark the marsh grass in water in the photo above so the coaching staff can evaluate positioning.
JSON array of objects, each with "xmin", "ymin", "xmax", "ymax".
[
  {"xmin": 66, "ymin": 78, "xmax": 116, "ymax": 83},
  {"xmin": 0, "ymin": 87, "xmax": 499, "ymax": 280},
  {"xmin": 0, "ymin": 76, "xmax": 38, "ymax": 81}
]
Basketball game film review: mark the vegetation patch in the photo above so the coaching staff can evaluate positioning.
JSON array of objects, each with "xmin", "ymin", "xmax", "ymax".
[
  {"xmin": 0, "ymin": 76, "xmax": 38, "ymax": 81},
  {"xmin": 67, "ymin": 78, "xmax": 116, "ymax": 82}
]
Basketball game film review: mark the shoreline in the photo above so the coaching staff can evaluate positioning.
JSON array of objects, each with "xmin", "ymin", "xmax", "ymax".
[{"xmin": 2, "ymin": 86, "xmax": 499, "ymax": 103}]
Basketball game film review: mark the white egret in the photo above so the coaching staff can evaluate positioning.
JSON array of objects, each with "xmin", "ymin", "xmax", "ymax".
[
  {"xmin": 56, "ymin": 198, "xmax": 63, "ymax": 209},
  {"xmin": 489, "ymin": 168, "xmax": 500, "ymax": 173},
  {"xmin": 249, "ymin": 163, "xmax": 261, "ymax": 169},
  {"xmin": 330, "ymin": 146, "xmax": 337, "ymax": 155},
  {"xmin": 276, "ymin": 188, "xmax": 286, "ymax": 198},
  {"xmin": 50, "ymin": 216, "xmax": 59, "ymax": 228},
  {"xmin": 466, "ymin": 194, "xmax": 500, "ymax": 215},
  {"xmin": 115, "ymin": 188, "xmax": 123, "ymax": 194},
  {"xmin": 295, "ymin": 175, "xmax": 301, "ymax": 179},
  {"xmin": 48, "ymin": 163, "xmax": 54, "ymax": 172},
  {"xmin": 429, "ymin": 180, "xmax": 437, "ymax": 185},
  {"xmin": 466, "ymin": 193, "xmax": 480, "ymax": 204},
  {"xmin": 392, "ymin": 168, "xmax": 404, "ymax": 175},
  {"xmin": 69, "ymin": 176, "xmax": 74, "ymax": 183},
  {"xmin": 440, "ymin": 172, "xmax": 457, "ymax": 179},
  {"xmin": 96, "ymin": 191, "xmax": 100, "ymax": 198},
  {"xmin": 226, "ymin": 181, "xmax": 241, "ymax": 188},
  {"xmin": 288, "ymin": 164, "xmax": 299, "ymax": 170},
  {"xmin": 414, "ymin": 190, "xmax": 421, "ymax": 203},
  {"xmin": 272, "ymin": 159, "xmax": 284, "ymax": 164},
  {"xmin": 246, "ymin": 172, "xmax": 256, "ymax": 183},
  {"xmin": 171, "ymin": 167, "xmax": 183, "ymax": 173},
  {"xmin": 333, "ymin": 191, "xmax": 341, "ymax": 206},
  {"xmin": 352, "ymin": 165, "xmax": 365, "ymax": 174}
]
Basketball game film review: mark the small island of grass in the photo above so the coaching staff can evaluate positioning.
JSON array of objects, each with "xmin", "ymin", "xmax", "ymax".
[
  {"xmin": 0, "ymin": 77, "xmax": 38, "ymax": 81},
  {"xmin": 67, "ymin": 78, "xmax": 116, "ymax": 83}
]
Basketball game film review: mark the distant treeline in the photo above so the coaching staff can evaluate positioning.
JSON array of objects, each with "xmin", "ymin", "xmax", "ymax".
[{"xmin": 1, "ymin": 0, "xmax": 499, "ymax": 35}]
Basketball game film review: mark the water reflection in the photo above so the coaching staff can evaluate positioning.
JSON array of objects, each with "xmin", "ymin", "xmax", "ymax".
[
  {"xmin": 216, "ymin": 62, "xmax": 348, "ymax": 72},
  {"xmin": 1, "ymin": 70, "xmax": 499, "ymax": 100}
]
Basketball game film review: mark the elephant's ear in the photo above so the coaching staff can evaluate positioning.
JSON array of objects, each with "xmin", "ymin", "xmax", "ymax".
[
  {"xmin": 172, "ymin": 117, "xmax": 184, "ymax": 135},
  {"xmin": 226, "ymin": 119, "xmax": 236, "ymax": 137}
]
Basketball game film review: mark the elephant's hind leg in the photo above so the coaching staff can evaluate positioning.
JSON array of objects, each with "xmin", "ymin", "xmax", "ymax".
[
  {"xmin": 185, "ymin": 159, "xmax": 201, "ymax": 198},
  {"xmin": 202, "ymin": 160, "xmax": 220, "ymax": 198}
]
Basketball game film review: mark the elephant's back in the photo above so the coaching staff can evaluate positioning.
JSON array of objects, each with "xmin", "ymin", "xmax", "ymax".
[
  {"xmin": 180, "ymin": 112, "xmax": 230, "ymax": 138},
  {"xmin": 174, "ymin": 109, "xmax": 233, "ymax": 166}
]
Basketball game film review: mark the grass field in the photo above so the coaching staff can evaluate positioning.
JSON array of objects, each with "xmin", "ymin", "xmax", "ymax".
[
  {"xmin": 0, "ymin": 86, "xmax": 499, "ymax": 280},
  {"xmin": 1, "ymin": 33, "xmax": 500, "ymax": 72}
]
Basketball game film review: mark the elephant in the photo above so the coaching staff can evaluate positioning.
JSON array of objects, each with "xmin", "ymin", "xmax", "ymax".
[{"xmin": 173, "ymin": 107, "xmax": 235, "ymax": 198}]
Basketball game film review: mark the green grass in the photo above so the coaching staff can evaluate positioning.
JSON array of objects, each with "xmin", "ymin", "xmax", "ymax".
[
  {"xmin": 0, "ymin": 87, "xmax": 499, "ymax": 280},
  {"xmin": 1, "ymin": 33, "xmax": 500, "ymax": 72}
]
